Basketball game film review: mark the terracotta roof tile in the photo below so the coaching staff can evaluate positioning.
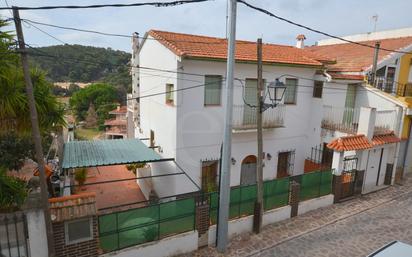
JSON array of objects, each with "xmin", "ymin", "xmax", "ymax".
[
  {"xmin": 148, "ymin": 30, "xmax": 323, "ymax": 67},
  {"xmin": 104, "ymin": 119, "xmax": 126, "ymax": 126},
  {"xmin": 307, "ymin": 36, "xmax": 412, "ymax": 72},
  {"xmin": 327, "ymin": 134, "xmax": 373, "ymax": 152},
  {"xmin": 372, "ymin": 131, "xmax": 401, "ymax": 146},
  {"xmin": 109, "ymin": 106, "xmax": 127, "ymax": 115},
  {"xmin": 328, "ymin": 72, "xmax": 365, "ymax": 80}
]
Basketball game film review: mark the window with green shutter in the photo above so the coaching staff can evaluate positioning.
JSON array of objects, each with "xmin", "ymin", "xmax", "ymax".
[
  {"xmin": 204, "ymin": 75, "xmax": 222, "ymax": 106},
  {"xmin": 284, "ymin": 78, "xmax": 298, "ymax": 104}
]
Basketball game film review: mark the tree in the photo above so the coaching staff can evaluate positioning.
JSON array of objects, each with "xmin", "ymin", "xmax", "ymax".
[
  {"xmin": 85, "ymin": 103, "xmax": 98, "ymax": 128},
  {"xmin": 68, "ymin": 83, "xmax": 80, "ymax": 95},
  {"xmin": 0, "ymin": 167, "xmax": 28, "ymax": 211},
  {"xmin": 69, "ymin": 83, "xmax": 118, "ymax": 126},
  {"xmin": 0, "ymin": 133, "xmax": 34, "ymax": 171}
]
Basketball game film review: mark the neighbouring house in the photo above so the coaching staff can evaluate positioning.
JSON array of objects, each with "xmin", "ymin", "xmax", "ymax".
[
  {"xmin": 128, "ymin": 29, "xmax": 404, "ymax": 199},
  {"xmin": 104, "ymin": 105, "xmax": 127, "ymax": 139},
  {"xmin": 307, "ymin": 27, "xmax": 412, "ymax": 179}
]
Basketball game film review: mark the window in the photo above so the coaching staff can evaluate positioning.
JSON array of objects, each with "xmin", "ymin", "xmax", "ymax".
[
  {"xmin": 313, "ymin": 81, "xmax": 323, "ymax": 98},
  {"xmin": 277, "ymin": 150, "xmax": 295, "ymax": 178},
  {"xmin": 284, "ymin": 78, "xmax": 298, "ymax": 104},
  {"xmin": 201, "ymin": 160, "xmax": 218, "ymax": 192},
  {"xmin": 204, "ymin": 75, "xmax": 222, "ymax": 106},
  {"xmin": 165, "ymin": 84, "xmax": 174, "ymax": 105},
  {"xmin": 65, "ymin": 218, "xmax": 93, "ymax": 245}
]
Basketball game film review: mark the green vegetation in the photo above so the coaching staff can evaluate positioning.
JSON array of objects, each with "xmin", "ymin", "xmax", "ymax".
[
  {"xmin": 74, "ymin": 127, "xmax": 103, "ymax": 140},
  {"xmin": 126, "ymin": 163, "xmax": 147, "ymax": 176},
  {"xmin": 70, "ymin": 83, "xmax": 119, "ymax": 127},
  {"xmin": 0, "ymin": 167, "xmax": 28, "ymax": 211},
  {"xmin": 0, "ymin": 133, "xmax": 34, "ymax": 171},
  {"xmin": 28, "ymin": 44, "xmax": 131, "ymax": 91},
  {"xmin": 74, "ymin": 168, "xmax": 88, "ymax": 187}
]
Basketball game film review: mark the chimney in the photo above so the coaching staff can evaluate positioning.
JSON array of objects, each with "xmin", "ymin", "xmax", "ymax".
[
  {"xmin": 296, "ymin": 34, "xmax": 306, "ymax": 48},
  {"xmin": 370, "ymin": 41, "xmax": 381, "ymax": 86}
]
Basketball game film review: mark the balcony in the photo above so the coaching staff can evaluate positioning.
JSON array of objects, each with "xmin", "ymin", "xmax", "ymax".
[
  {"xmin": 321, "ymin": 105, "xmax": 360, "ymax": 134},
  {"xmin": 322, "ymin": 105, "xmax": 398, "ymax": 135},
  {"xmin": 372, "ymin": 77, "xmax": 412, "ymax": 97},
  {"xmin": 232, "ymin": 104, "xmax": 285, "ymax": 131},
  {"xmin": 374, "ymin": 110, "xmax": 397, "ymax": 135}
]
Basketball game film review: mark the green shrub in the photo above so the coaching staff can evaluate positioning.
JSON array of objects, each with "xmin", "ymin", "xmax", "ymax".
[
  {"xmin": 0, "ymin": 167, "xmax": 28, "ymax": 211},
  {"xmin": 74, "ymin": 168, "xmax": 88, "ymax": 186}
]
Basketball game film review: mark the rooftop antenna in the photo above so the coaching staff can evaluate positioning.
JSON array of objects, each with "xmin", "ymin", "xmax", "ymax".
[{"xmin": 372, "ymin": 14, "xmax": 378, "ymax": 32}]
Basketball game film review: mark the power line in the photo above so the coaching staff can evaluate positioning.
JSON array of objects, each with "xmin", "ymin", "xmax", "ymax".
[
  {"xmin": 237, "ymin": 0, "xmax": 412, "ymax": 55},
  {"xmin": 0, "ymin": 0, "xmax": 211, "ymax": 11}
]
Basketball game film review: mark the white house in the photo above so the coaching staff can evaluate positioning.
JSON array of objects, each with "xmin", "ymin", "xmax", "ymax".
[{"xmin": 129, "ymin": 29, "xmax": 403, "ymax": 198}]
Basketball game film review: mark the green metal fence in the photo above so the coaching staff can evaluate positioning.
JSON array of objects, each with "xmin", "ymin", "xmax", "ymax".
[
  {"xmin": 98, "ymin": 197, "xmax": 196, "ymax": 253},
  {"xmin": 299, "ymin": 170, "xmax": 333, "ymax": 201},
  {"xmin": 209, "ymin": 177, "xmax": 290, "ymax": 224}
]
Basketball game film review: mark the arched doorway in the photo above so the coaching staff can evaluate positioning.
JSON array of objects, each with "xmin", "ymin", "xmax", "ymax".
[{"xmin": 240, "ymin": 155, "xmax": 257, "ymax": 185}]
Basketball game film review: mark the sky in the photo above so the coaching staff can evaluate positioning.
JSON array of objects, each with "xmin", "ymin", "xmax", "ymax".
[{"xmin": 1, "ymin": 0, "xmax": 412, "ymax": 53}]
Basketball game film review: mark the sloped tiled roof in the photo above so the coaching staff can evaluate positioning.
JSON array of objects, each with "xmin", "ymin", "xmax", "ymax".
[
  {"xmin": 104, "ymin": 119, "xmax": 126, "ymax": 126},
  {"xmin": 147, "ymin": 30, "xmax": 323, "ymax": 67},
  {"xmin": 372, "ymin": 131, "xmax": 401, "ymax": 146},
  {"xmin": 109, "ymin": 106, "xmax": 127, "ymax": 115},
  {"xmin": 328, "ymin": 72, "xmax": 365, "ymax": 80},
  {"xmin": 307, "ymin": 36, "xmax": 412, "ymax": 72},
  {"xmin": 327, "ymin": 135, "xmax": 373, "ymax": 152}
]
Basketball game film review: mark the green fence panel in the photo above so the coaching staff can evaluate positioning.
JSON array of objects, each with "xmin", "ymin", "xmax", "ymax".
[
  {"xmin": 99, "ymin": 213, "xmax": 117, "ymax": 234},
  {"xmin": 209, "ymin": 192, "xmax": 218, "ymax": 224},
  {"xmin": 118, "ymin": 224, "xmax": 159, "ymax": 249},
  {"xmin": 319, "ymin": 171, "xmax": 332, "ymax": 196},
  {"xmin": 239, "ymin": 184, "xmax": 256, "ymax": 216},
  {"xmin": 300, "ymin": 171, "xmax": 321, "ymax": 201},
  {"xmin": 117, "ymin": 205, "xmax": 159, "ymax": 230},
  {"xmin": 159, "ymin": 198, "xmax": 195, "ymax": 238},
  {"xmin": 99, "ymin": 233, "xmax": 118, "ymax": 252},
  {"xmin": 229, "ymin": 187, "xmax": 241, "ymax": 219},
  {"xmin": 263, "ymin": 177, "xmax": 290, "ymax": 210}
]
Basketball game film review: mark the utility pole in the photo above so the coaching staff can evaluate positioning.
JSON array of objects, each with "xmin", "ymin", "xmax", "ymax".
[
  {"xmin": 253, "ymin": 38, "xmax": 264, "ymax": 233},
  {"xmin": 371, "ymin": 41, "xmax": 380, "ymax": 87},
  {"xmin": 12, "ymin": 7, "xmax": 55, "ymax": 257},
  {"xmin": 217, "ymin": 0, "xmax": 237, "ymax": 252}
]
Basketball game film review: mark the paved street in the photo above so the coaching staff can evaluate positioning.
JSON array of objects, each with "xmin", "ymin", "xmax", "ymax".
[{"xmin": 181, "ymin": 174, "xmax": 412, "ymax": 257}]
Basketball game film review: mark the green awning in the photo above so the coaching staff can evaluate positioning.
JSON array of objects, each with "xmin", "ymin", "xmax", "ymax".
[{"xmin": 62, "ymin": 139, "xmax": 165, "ymax": 169}]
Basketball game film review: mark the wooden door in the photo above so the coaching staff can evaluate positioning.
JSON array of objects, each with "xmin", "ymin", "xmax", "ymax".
[
  {"xmin": 240, "ymin": 155, "xmax": 257, "ymax": 185},
  {"xmin": 277, "ymin": 152, "xmax": 289, "ymax": 178}
]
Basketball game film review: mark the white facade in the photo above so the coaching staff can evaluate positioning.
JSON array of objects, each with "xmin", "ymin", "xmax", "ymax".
[{"xmin": 132, "ymin": 32, "xmax": 404, "ymax": 197}]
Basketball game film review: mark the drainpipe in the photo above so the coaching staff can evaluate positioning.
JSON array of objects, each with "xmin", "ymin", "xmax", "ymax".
[
  {"xmin": 371, "ymin": 41, "xmax": 381, "ymax": 86},
  {"xmin": 402, "ymin": 115, "xmax": 412, "ymax": 176}
]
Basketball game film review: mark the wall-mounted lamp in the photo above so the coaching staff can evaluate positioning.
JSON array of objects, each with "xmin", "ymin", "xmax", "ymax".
[
  {"xmin": 266, "ymin": 153, "xmax": 272, "ymax": 160},
  {"xmin": 231, "ymin": 157, "xmax": 236, "ymax": 165}
]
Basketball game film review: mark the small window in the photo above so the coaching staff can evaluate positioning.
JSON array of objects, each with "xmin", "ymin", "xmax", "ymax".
[
  {"xmin": 65, "ymin": 218, "xmax": 93, "ymax": 245},
  {"xmin": 201, "ymin": 160, "xmax": 219, "ymax": 192},
  {"xmin": 313, "ymin": 81, "xmax": 323, "ymax": 98},
  {"xmin": 204, "ymin": 75, "xmax": 222, "ymax": 106},
  {"xmin": 165, "ymin": 84, "xmax": 174, "ymax": 105},
  {"xmin": 277, "ymin": 150, "xmax": 295, "ymax": 178},
  {"xmin": 284, "ymin": 78, "xmax": 298, "ymax": 104}
]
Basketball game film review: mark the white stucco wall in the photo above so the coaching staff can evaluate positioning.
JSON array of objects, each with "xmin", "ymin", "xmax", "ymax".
[
  {"xmin": 297, "ymin": 194, "xmax": 334, "ymax": 215},
  {"xmin": 26, "ymin": 209, "xmax": 48, "ymax": 257},
  {"xmin": 102, "ymin": 231, "xmax": 198, "ymax": 257},
  {"xmin": 208, "ymin": 205, "xmax": 291, "ymax": 245}
]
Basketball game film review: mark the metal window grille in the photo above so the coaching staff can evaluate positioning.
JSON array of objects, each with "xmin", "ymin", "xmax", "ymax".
[
  {"xmin": 284, "ymin": 78, "xmax": 298, "ymax": 104},
  {"xmin": 204, "ymin": 75, "xmax": 222, "ymax": 106},
  {"xmin": 0, "ymin": 212, "xmax": 28, "ymax": 257},
  {"xmin": 313, "ymin": 81, "xmax": 323, "ymax": 98}
]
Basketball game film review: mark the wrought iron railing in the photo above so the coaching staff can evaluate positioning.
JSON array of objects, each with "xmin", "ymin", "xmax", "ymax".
[
  {"xmin": 0, "ymin": 212, "xmax": 28, "ymax": 257},
  {"xmin": 374, "ymin": 110, "xmax": 397, "ymax": 134},
  {"xmin": 321, "ymin": 105, "xmax": 360, "ymax": 134},
  {"xmin": 372, "ymin": 77, "xmax": 412, "ymax": 97},
  {"xmin": 232, "ymin": 104, "xmax": 285, "ymax": 130}
]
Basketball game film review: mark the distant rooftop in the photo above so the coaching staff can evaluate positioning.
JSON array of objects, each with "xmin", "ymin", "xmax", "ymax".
[{"xmin": 317, "ymin": 27, "xmax": 412, "ymax": 46}]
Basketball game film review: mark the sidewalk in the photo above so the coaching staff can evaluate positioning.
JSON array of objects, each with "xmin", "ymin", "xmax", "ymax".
[{"xmin": 180, "ymin": 174, "xmax": 412, "ymax": 257}]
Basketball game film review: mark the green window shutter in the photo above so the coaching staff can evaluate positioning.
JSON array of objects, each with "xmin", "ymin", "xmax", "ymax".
[
  {"xmin": 285, "ymin": 78, "xmax": 297, "ymax": 104},
  {"xmin": 204, "ymin": 75, "xmax": 222, "ymax": 105}
]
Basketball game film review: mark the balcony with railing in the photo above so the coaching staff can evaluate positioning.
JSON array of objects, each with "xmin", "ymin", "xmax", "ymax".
[
  {"xmin": 322, "ymin": 105, "xmax": 398, "ymax": 135},
  {"xmin": 321, "ymin": 105, "xmax": 360, "ymax": 134},
  {"xmin": 232, "ymin": 104, "xmax": 285, "ymax": 131},
  {"xmin": 372, "ymin": 76, "xmax": 412, "ymax": 97},
  {"xmin": 374, "ymin": 110, "xmax": 397, "ymax": 135}
]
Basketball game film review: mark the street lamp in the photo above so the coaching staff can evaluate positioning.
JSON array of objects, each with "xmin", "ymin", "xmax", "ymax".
[{"xmin": 261, "ymin": 79, "xmax": 286, "ymax": 112}]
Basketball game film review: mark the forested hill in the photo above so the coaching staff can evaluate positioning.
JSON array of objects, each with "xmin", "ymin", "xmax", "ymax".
[{"xmin": 28, "ymin": 44, "xmax": 131, "ymax": 87}]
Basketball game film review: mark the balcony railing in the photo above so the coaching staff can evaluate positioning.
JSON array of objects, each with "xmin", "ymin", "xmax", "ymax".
[
  {"xmin": 374, "ymin": 110, "xmax": 397, "ymax": 135},
  {"xmin": 232, "ymin": 104, "xmax": 285, "ymax": 130},
  {"xmin": 372, "ymin": 77, "xmax": 412, "ymax": 97},
  {"xmin": 321, "ymin": 105, "xmax": 360, "ymax": 134}
]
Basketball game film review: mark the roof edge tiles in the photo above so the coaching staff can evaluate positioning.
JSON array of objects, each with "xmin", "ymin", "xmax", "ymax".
[
  {"xmin": 327, "ymin": 134, "xmax": 373, "ymax": 152},
  {"xmin": 147, "ymin": 29, "xmax": 324, "ymax": 67},
  {"xmin": 372, "ymin": 132, "xmax": 401, "ymax": 146},
  {"xmin": 62, "ymin": 139, "xmax": 165, "ymax": 169}
]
